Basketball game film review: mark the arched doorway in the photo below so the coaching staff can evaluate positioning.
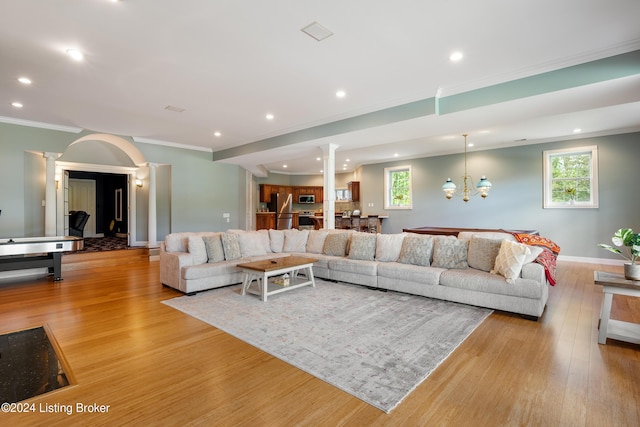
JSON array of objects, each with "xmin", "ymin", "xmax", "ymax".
[{"xmin": 47, "ymin": 134, "xmax": 156, "ymax": 247}]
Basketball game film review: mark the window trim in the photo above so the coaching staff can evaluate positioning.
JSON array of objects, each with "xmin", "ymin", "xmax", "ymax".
[
  {"xmin": 384, "ymin": 165, "xmax": 413, "ymax": 210},
  {"xmin": 543, "ymin": 145, "xmax": 599, "ymax": 209}
]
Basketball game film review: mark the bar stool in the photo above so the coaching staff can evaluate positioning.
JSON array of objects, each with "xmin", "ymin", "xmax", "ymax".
[
  {"xmin": 366, "ymin": 215, "xmax": 379, "ymax": 233},
  {"xmin": 350, "ymin": 215, "xmax": 361, "ymax": 231}
]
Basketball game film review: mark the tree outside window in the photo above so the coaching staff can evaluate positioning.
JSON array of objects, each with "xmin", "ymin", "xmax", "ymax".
[
  {"xmin": 384, "ymin": 165, "xmax": 412, "ymax": 209},
  {"xmin": 543, "ymin": 146, "xmax": 598, "ymax": 208}
]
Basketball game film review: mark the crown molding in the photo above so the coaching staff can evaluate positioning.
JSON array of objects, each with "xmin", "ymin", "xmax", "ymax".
[
  {"xmin": 0, "ymin": 116, "xmax": 83, "ymax": 133},
  {"xmin": 133, "ymin": 136, "xmax": 213, "ymax": 153}
]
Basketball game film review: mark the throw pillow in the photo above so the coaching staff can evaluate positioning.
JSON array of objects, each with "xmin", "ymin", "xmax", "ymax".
[
  {"xmin": 375, "ymin": 233, "xmax": 406, "ymax": 262},
  {"xmin": 467, "ymin": 236, "xmax": 503, "ymax": 272},
  {"xmin": 236, "ymin": 231, "xmax": 269, "ymax": 258},
  {"xmin": 491, "ymin": 239, "xmax": 531, "ymax": 284},
  {"xmin": 323, "ymin": 232, "xmax": 350, "ymax": 256},
  {"xmin": 523, "ymin": 245, "xmax": 544, "ymax": 264},
  {"xmin": 432, "ymin": 236, "xmax": 468, "ymax": 269},
  {"xmin": 348, "ymin": 233, "xmax": 377, "ymax": 261},
  {"xmin": 268, "ymin": 229, "xmax": 285, "ymax": 253},
  {"xmin": 221, "ymin": 232, "xmax": 242, "ymax": 260},
  {"xmin": 397, "ymin": 234, "xmax": 433, "ymax": 266},
  {"xmin": 306, "ymin": 230, "xmax": 329, "ymax": 254},
  {"xmin": 283, "ymin": 229, "xmax": 309, "ymax": 252},
  {"xmin": 188, "ymin": 235, "xmax": 208, "ymax": 265},
  {"xmin": 203, "ymin": 234, "xmax": 225, "ymax": 263}
]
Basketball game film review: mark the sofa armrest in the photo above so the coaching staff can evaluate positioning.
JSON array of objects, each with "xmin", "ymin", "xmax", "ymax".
[
  {"xmin": 160, "ymin": 249, "xmax": 194, "ymax": 292},
  {"xmin": 521, "ymin": 262, "xmax": 545, "ymax": 284}
]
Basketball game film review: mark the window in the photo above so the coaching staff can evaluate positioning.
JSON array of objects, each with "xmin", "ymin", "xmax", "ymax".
[
  {"xmin": 543, "ymin": 145, "xmax": 598, "ymax": 208},
  {"xmin": 384, "ymin": 165, "xmax": 412, "ymax": 209}
]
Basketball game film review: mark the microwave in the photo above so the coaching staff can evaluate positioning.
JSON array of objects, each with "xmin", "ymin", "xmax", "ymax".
[{"xmin": 298, "ymin": 194, "xmax": 315, "ymax": 204}]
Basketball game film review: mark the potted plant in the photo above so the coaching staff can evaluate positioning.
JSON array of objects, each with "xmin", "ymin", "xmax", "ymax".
[{"xmin": 598, "ymin": 228, "xmax": 640, "ymax": 280}]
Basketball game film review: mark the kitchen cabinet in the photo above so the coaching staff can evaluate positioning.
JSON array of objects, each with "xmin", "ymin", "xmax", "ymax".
[
  {"xmin": 260, "ymin": 184, "xmax": 324, "ymax": 203},
  {"xmin": 348, "ymin": 181, "xmax": 360, "ymax": 201},
  {"xmin": 256, "ymin": 213, "xmax": 275, "ymax": 230},
  {"xmin": 256, "ymin": 212, "xmax": 299, "ymax": 230}
]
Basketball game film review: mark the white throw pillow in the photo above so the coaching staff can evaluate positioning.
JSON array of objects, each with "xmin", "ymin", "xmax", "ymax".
[
  {"xmin": 491, "ymin": 239, "xmax": 531, "ymax": 284},
  {"xmin": 187, "ymin": 235, "xmax": 208, "ymax": 265},
  {"xmin": 306, "ymin": 230, "xmax": 329, "ymax": 254},
  {"xmin": 236, "ymin": 231, "xmax": 269, "ymax": 258},
  {"xmin": 375, "ymin": 233, "xmax": 406, "ymax": 262},
  {"xmin": 283, "ymin": 229, "xmax": 309, "ymax": 252},
  {"xmin": 268, "ymin": 229, "xmax": 285, "ymax": 253}
]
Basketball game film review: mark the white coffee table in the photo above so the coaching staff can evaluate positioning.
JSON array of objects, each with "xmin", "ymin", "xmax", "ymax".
[
  {"xmin": 594, "ymin": 271, "xmax": 640, "ymax": 345},
  {"xmin": 238, "ymin": 256, "xmax": 317, "ymax": 301}
]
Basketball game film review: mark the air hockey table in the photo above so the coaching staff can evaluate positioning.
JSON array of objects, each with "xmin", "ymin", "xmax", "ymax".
[{"xmin": 0, "ymin": 236, "xmax": 84, "ymax": 281}]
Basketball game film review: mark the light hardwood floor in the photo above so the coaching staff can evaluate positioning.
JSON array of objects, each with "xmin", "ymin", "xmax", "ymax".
[{"xmin": 1, "ymin": 258, "xmax": 639, "ymax": 426}]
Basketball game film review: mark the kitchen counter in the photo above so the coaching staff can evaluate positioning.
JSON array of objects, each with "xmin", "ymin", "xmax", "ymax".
[{"xmin": 309, "ymin": 215, "xmax": 387, "ymax": 232}]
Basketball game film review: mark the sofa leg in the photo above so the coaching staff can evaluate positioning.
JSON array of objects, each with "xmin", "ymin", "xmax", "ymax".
[{"xmin": 520, "ymin": 314, "xmax": 539, "ymax": 322}]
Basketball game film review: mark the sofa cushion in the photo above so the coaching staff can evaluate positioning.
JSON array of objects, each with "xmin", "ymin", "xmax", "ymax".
[
  {"xmin": 377, "ymin": 262, "xmax": 444, "ymax": 286},
  {"xmin": 165, "ymin": 232, "xmax": 196, "ymax": 253},
  {"xmin": 221, "ymin": 232, "xmax": 242, "ymax": 261},
  {"xmin": 467, "ymin": 237, "xmax": 503, "ymax": 272},
  {"xmin": 203, "ymin": 234, "xmax": 225, "ymax": 263},
  {"xmin": 375, "ymin": 233, "xmax": 405, "ymax": 262},
  {"xmin": 328, "ymin": 258, "xmax": 378, "ymax": 276},
  {"xmin": 182, "ymin": 260, "xmax": 241, "ymax": 280},
  {"xmin": 188, "ymin": 236, "xmax": 208, "ymax": 265},
  {"xmin": 348, "ymin": 233, "xmax": 377, "ymax": 261},
  {"xmin": 491, "ymin": 239, "xmax": 531, "ymax": 284},
  {"xmin": 306, "ymin": 230, "xmax": 329, "ymax": 254},
  {"xmin": 397, "ymin": 234, "xmax": 433, "ymax": 266},
  {"xmin": 323, "ymin": 233, "xmax": 350, "ymax": 256},
  {"xmin": 235, "ymin": 230, "xmax": 270, "ymax": 258},
  {"xmin": 268, "ymin": 229, "xmax": 285, "ymax": 253},
  {"xmin": 283, "ymin": 229, "xmax": 309, "ymax": 252},
  {"xmin": 440, "ymin": 269, "xmax": 543, "ymax": 299},
  {"xmin": 432, "ymin": 236, "xmax": 468, "ymax": 269}
]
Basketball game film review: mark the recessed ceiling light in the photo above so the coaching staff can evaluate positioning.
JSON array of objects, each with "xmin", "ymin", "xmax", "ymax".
[
  {"xmin": 18, "ymin": 77, "xmax": 32, "ymax": 85},
  {"xmin": 266, "ymin": 113, "xmax": 274, "ymax": 120},
  {"xmin": 283, "ymin": 164, "xmax": 287, "ymax": 168},
  {"xmin": 394, "ymin": 153, "xmax": 399, "ymax": 157},
  {"xmin": 573, "ymin": 128, "xmax": 582, "ymax": 133},
  {"xmin": 213, "ymin": 131, "xmax": 221, "ymax": 137},
  {"xmin": 468, "ymin": 143, "xmax": 474, "ymax": 147},
  {"xmin": 66, "ymin": 48, "xmax": 84, "ymax": 61},
  {"xmin": 449, "ymin": 51, "xmax": 463, "ymax": 62},
  {"xmin": 336, "ymin": 90, "xmax": 346, "ymax": 98},
  {"xmin": 11, "ymin": 102, "xmax": 23, "ymax": 108},
  {"xmin": 345, "ymin": 159, "xmax": 350, "ymax": 162}
]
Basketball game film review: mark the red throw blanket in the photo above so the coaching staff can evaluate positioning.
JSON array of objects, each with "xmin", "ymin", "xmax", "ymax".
[{"xmin": 511, "ymin": 233, "xmax": 560, "ymax": 286}]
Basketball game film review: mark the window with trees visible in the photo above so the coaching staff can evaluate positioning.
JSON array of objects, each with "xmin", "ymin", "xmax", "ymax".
[
  {"xmin": 543, "ymin": 146, "xmax": 598, "ymax": 208},
  {"xmin": 384, "ymin": 165, "xmax": 412, "ymax": 209}
]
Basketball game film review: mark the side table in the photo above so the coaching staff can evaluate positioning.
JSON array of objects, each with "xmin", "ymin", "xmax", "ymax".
[{"xmin": 594, "ymin": 271, "xmax": 640, "ymax": 345}]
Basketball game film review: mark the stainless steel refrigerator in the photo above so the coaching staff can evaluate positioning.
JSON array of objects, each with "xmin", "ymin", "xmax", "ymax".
[{"xmin": 268, "ymin": 193, "xmax": 293, "ymax": 229}]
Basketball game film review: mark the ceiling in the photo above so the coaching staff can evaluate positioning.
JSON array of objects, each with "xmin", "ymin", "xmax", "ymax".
[{"xmin": 1, "ymin": 0, "xmax": 639, "ymax": 176}]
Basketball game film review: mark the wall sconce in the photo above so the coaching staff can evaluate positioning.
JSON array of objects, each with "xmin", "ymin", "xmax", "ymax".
[
  {"xmin": 55, "ymin": 174, "xmax": 61, "ymax": 189},
  {"xmin": 135, "ymin": 179, "xmax": 143, "ymax": 188}
]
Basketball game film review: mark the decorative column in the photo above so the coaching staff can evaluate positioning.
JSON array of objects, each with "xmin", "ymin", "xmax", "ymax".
[
  {"xmin": 148, "ymin": 163, "xmax": 157, "ymax": 248},
  {"xmin": 43, "ymin": 152, "xmax": 58, "ymax": 236},
  {"xmin": 321, "ymin": 143, "xmax": 339, "ymax": 229}
]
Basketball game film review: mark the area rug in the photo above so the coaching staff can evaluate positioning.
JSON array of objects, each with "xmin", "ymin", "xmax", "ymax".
[{"xmin": 162, "ymin": 280, "xmax": 492, "ymax": 413}]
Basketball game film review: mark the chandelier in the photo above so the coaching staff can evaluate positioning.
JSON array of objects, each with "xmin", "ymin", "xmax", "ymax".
[{"xmin": 442, "ymin": 134, "xmax": 492, "ymax": 202}]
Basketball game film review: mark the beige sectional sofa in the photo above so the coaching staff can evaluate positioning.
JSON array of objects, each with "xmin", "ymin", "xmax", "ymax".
[{"xmin": 160, "ymin": 228, "xmax": 550, "ymax": 319}]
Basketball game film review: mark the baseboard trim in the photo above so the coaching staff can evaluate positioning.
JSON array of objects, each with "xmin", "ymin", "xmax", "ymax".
[{"xmin": 557, "ymin": 255, "xmax": 626, "ymax": 265}]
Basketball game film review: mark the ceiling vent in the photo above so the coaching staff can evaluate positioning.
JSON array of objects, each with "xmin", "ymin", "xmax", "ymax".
[
  {"xmin": 165, "ymin": 105, "xmax": 185, "ymax": 113},
  {"xmin": 301, "ymin": 21, "xmax": 334, "ymax": 41}
]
